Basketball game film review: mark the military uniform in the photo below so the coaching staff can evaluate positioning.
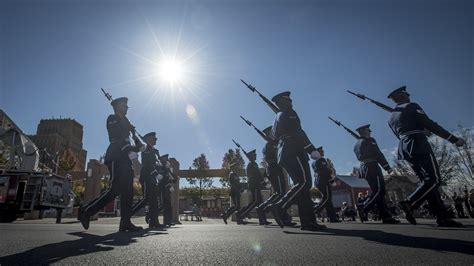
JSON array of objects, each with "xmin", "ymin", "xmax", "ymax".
[
  {"xmin": 221, "ymin": 168, "xmax": 242, "ymax": 224},
  {"xmin": 353, "ymin": 125, "xmax": 396, "ymax": 223},
  {"xmin": 312, "ymin": 154, "xmax": 337, "ymax": 222},
  {"xmin": 78, "ymin": 97, "xmax": 143, "ymax": 232},
  {"xmin": 256, "ymin": 127, "xmax": 292, "ymax": 224},
  {"xmin": 131, "ymin": 132, "xmax": 161, "ymax": 227},
  {"xmin": 157, "ymin": 154, "xmax": 175, "ymax": 226},
  {"xmin": 236, "ymin": 151, "xmax": 268, "ymax": 225},
  {"xmin": 268, "ymin": 91, "xmax": 321, "ymax": 230},
  {"xmin": 387, "ymin": 86, "xmax": 462, "ymax": 226}
]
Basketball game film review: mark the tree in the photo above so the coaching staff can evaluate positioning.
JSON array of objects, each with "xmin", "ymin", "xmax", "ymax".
[
  {"xmin": 453, "ymin": 125, "xmax": 474, "ymax": 188},
  {"xmin": 187, "ymin": 153, "xmax": 213, "ymax": 205},
  {"xmin": 391, "ymin": 160, "xmax": 415, "ymax": 177},
  {"xmin": 71, "ymin": 179, "xmax": 85, "ymax": 206},
  {"xmin": 220, "ymin": 148, "xmax": 245, "ymax": 187},
  {"xmin": 180, "ymin": 187, "xmax": 229, "ymax": 204},
  {"xmin": 133, "ymin": 181, "xmax": 143, "ymax": 202},
  {"xmin": 428, "ymin": 136, "xmax": 460, "ymax": 186},
  {"xmin": 58, "ymin": 149, "xmax": 77, "ymax": 175},
  {"xmin": 326, "ymin": 158, "xmax": 337, "ymax": 178}
]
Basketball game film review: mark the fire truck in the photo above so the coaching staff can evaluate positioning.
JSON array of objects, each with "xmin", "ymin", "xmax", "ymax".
[{"xmin": 0, "ymin": 110, "xmax": 72, "ymax": 223}]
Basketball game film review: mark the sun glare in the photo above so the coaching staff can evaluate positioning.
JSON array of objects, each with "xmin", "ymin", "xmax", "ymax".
[{"xmin": 157, "ymin": 58, "xmax": 186, "ymax": 86}]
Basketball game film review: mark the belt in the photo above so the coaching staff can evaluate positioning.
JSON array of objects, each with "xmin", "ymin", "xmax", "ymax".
[{"xmin": 399, "ymin": 130, "xmax": 425, "ymax": 139}]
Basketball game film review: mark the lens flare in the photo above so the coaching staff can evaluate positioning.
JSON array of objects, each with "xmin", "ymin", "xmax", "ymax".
[
  {"xmin": 186, "ymin": 104, "xmax": 198, "ymax": 123},
  {"xmin": 252, "ymin": 243, "xmax": 262, "ymax": 253}
]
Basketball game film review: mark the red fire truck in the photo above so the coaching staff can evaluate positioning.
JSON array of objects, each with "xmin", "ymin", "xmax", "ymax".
[{"xmin": 0, "ymin": 110, "xmax": 72, "ymax": 223}]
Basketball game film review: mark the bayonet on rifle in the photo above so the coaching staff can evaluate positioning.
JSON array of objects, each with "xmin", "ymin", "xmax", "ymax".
[
  {"xmin": 347, "ymin": 90, "xmax": 394, "ymax": 112},
  {"xmin": 241, "ymin": 79, "xmax": 280, "ymax": 114},
  {"xmin": 101, "ymin": 88, "xmax": 113, "ymax": 101},
  {"xmin": 232, "ymin": 139, "xmax": 249, "ymax": 159},
  {"xmin": 239, "ymin": 115, "xmax": 269, "ymax": 141},
  {"xmin": 328, "ymin": 116, "xmax": 360, "ymax": 139}
]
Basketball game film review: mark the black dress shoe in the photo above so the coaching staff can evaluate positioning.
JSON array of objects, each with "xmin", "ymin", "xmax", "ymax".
[
  {"xmin": 78, "ymin": 207, "xmax": 90, "ymax": 230},
  {"xmin": 259, "ymin": 221, "xmax": 272, "ymax": 225},
  {"xmin": 149, "ymin": 221, "xmax": 165, "ymax": 229},
  {"xmin": 268, "ymin": 205, "xmax": 284, "ymax": 228},
  {"xmin": 437, "ymin": 218, "xmax": 463, "ymax": 227},
  {"xmin": 300, "ymin": 223, "xmax": 327, "ymax": 231},
  {"xmin": 282, "ymin": 220, "xmax": 297, "ymax": 226},
  {"xmin": 382, "ymin": 217, "xmax": 401, "ymax": 224},
  {"xmin": 398, "ymin": 201, "xmax": 416, "ymax": 225},
  {"xmin": 236, "ymin": 216, "xmax": 247, "ymax": 225},
  {"xmin": 119, "ymin": 222, "xmax": 143, "ymax": 232}
]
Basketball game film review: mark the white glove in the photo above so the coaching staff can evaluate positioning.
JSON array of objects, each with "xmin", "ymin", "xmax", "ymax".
[
  {"xmin": 169, "ymin": 186, "xmax": 175, "ymax": 192},
  {"xmin": 456, "ymin": 138, "xmax": 466, "ymax": 147},
  {"xmin": 157, "ymin": 174, "xmax": 163, "ymax": 181},
  {"xmin": 310, "ymin": 150, "xmax": 321, "ymax": 160},
  {"xmin": 128, "ymin": 152, "xmax": 138, "ymax": 160},
  {"xmin": 139, "ymin": 145, "xmax": 146, "ymax": 152},
  {"xmin": 265, "ymin": 182, "xmax": 271, "ymax": 190}
]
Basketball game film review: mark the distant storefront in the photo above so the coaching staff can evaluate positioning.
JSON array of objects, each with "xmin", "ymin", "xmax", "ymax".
[{"xmin": 332, "ymin": 175, "xmax": 370, "ymax": 208}]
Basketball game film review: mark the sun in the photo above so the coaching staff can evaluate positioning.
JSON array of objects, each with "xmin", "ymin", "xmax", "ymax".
[{"xmin": 156, "ymin": 57, "xmax": 186, "ymax": 86}]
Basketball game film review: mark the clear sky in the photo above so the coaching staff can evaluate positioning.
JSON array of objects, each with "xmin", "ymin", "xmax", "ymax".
[{"xmin": 1, "ymin": 0, "xmax": 473, "ymax": 179}]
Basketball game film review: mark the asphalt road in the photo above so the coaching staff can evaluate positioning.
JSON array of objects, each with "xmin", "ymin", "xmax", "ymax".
[{"xmin": 0, "ymin": 218, "xmax": 473, "ymax": 265}]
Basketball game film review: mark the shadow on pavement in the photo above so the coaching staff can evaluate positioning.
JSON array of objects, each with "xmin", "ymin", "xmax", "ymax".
[
  {"xmin": 420, "ymin": 225, "xmax": 474, "ymax": 231},
  {"xmin": 0, "ymin": 229, "xmax": 167, "ymax": 265},
  {"xmin": 283, "ymin": 228, "xmax": 474, "ymax": 255}
]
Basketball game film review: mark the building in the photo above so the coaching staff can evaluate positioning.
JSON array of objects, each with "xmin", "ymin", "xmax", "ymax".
[
  {"xmin": 30, "ymin": 118, "xmax": 87, "ymax": 171},
  {"xmin": 330, "ymin": 174, "xmax": 420, "ymax": 210},
  {"xmin": 331, "ymin": 175, "xmax": 371, "ymax": 208}
]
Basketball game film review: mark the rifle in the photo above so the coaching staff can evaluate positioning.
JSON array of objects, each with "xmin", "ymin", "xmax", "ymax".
[
  {"xmin": 240, "ymin": 115, "xmax": 270, "ymax": 141},
  {"xmin": 347, "ymin": 90, "xmax": 394, "ymax": 112},
  {"xmin": 100, "ymin": 88, "xmax": 144, "ymax": 140},
  {"xmin": 240, "ymin": 79, "xmax": 280, "ymax": 113},
  {"xmin": 232, "ymin": 139, "xmax": 250, "ymax": 160},
  {"xmin": 328, "ymin": 116, "xmax": 360, "ymax": 140}
]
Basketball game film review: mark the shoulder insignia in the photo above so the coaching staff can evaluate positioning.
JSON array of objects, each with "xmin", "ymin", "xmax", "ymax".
[{"xmin": 416, "ymin": 109, "xmax": 425, "ymax": 114}]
